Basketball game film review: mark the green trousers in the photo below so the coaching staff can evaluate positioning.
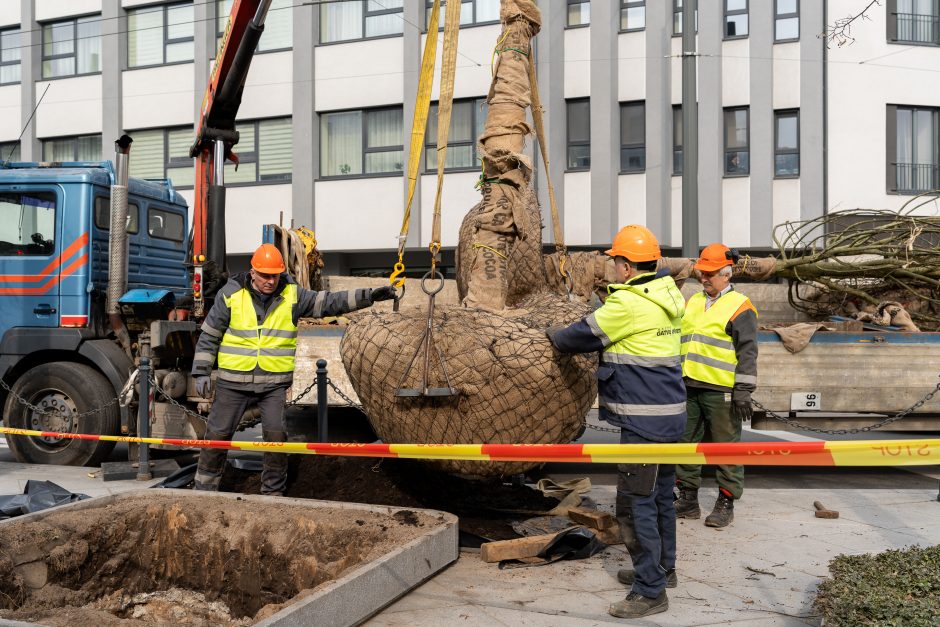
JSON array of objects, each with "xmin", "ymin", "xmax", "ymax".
[{"xmin": 676, "ymin": 387, "xmax": 744, "ymax": 499}]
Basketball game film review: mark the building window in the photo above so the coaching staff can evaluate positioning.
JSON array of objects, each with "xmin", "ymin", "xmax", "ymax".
[
  {"xmin": 221, "ymin": 118, "xmax": 293, "ymax": 184},
  {"xmin": 568, "ymin": 0, "xmax": 590, "ymax": 27},
  {"xmin": 620, "ymin": 1, "xmax": 645, "ymax": 31},
  {"xmin": 41, "ymin": 16, "xmax": 101, "ymax": 79},
  {"xmin": 320, "ymin": 108, "xmax": 403, "ymax": 177},
  {"xmin": 128, "ymin": 127, "xmax": 195, "ymax": 188},
  {"xmin": 673, "ymin": 0, "xmax": 698, "ymax": 36},
  {"xmin": 1, "ymin": 28, "xmax": 21, "ymax": 85},
  {"xmin": 0, "ymin": 192, "xmax": 56, "ymax": 257},
  {"xmin": 724, "ymin": 0, "xmax": 748, "ymax": 39},
  {"xmin": 774, "ymin": 0, "xmax": 799, "ymax": 41},
  {"xmin": 892, "ymin": 0, "xmax": 940, "ymax": 45},
  {"xmin": 0, "ymin": 141, "xmax": 20, "ymax": 162},
  {"xmin": 891, "ymin": 106, "xmax": 939, "ymax": 194},
  {"xmin": 425, "ymin": 0, "xmax": 500, "ymax": 29},
  {"xmin": 218, "ymin": 0, "xmax": 292, "ymax": 52},
  {"xmin": 42, "ymin": 135, "xmax": 102, "ymax": 162},
  {"xmin": 320, "ymin": 0, "xmax": 403, "ymax": 43},
  {"xmin": 567, "ymin": 99, "xmax": 590, "ymax": 170},
  {"xmin": 774, "ymin": 110, "xmax": 800, "ymax": 178},
  {"xmin": 128, "ymin": 3, "xmax": 194, "ymax": 68},
  {"xmin": 620, "ymin": 102, "xmax": 645, "ymax": 172},
  {"xmin": 672, "ymin": 105, "xmax": 683, "ymax": 175},
  {"xmin": 723, "ymin": 107, "xmax": 749, "ymax": 176},
  {"xmin": 425, "ymin": 98, "xmax": 487, "ymax": 172}
]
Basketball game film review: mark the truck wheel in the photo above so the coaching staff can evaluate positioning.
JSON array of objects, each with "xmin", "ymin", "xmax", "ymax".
[{"xmin": 4, "ymin": 363, "xmax": 121, "ymax": 466}]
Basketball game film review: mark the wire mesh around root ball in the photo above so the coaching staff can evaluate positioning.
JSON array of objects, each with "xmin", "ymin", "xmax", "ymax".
[{"xmin": 341, "ymin": 292, "xmax": 597, "ymax": 477}]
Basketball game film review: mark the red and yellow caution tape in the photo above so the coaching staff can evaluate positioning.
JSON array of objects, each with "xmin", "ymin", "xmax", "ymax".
[{"xmin": 2, "ymin": 427, "xmax": 939, "ymax": 466}]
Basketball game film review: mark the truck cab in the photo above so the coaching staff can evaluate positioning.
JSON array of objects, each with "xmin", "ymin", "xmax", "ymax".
[{"xmin": 0, "ymin": 160, "xmax": 191, "ymax": 465}]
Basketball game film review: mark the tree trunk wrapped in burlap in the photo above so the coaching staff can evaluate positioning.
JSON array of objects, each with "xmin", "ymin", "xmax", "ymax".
[{"xmin": 341, "ymin": 0, "xmax": 598, "ymax": 477}]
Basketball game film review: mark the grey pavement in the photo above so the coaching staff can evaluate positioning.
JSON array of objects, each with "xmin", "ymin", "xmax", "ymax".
[{"xmin": 1, "ymin": 457, "xmax": 938, "ymax": 626}]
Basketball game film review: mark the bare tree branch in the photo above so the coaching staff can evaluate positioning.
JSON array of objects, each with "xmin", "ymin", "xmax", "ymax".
[{"xmin": 823, "ymin": 0, "xmax": 881, "ymax": 48}]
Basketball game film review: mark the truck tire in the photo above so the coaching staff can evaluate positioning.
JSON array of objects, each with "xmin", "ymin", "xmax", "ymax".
[{"xmin": 4, "ymin": 362, "xmax": 120, "ymax": 466}]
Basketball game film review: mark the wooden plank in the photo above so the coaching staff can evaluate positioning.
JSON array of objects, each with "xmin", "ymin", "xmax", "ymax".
[
  {"xmin": 480, "ymin": 533, "xmax": 556, "ymax": 563},
  {"xmin": 568, "ymin": 507, "xmax": 616, "ymax": 530}
]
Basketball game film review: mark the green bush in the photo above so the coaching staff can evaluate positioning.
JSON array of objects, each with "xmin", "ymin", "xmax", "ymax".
[{"xmin": 814, "ymin": 544, "xmax": 940, "ymax": 626}]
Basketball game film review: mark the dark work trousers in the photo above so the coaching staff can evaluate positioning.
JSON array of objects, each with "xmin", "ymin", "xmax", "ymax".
[
  {"xmin": 616, "ymin": 428, "xmax": 677, "ymax": 599},
  {"xmin": 194, "ymin": 385, "xmax": 289, "ymax": 495},
  {"xmin": 676, "ymin": 387, "xmax": 744, "ymax": 499}
]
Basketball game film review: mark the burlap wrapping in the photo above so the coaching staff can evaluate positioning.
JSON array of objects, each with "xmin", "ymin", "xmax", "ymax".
[{"xmin": 341, "ymin": 292, "xmax": 595, "ymax": 476}]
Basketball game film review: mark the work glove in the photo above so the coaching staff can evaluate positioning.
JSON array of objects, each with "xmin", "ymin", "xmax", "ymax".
[
  {"xmin": 194, "ymin": 376, "xmax": 211, "ymax": 398},
  {"xmin": 369, "ymin": 285, "xmax": 398, "ymax": 303},
  {"xmin": 731, "ymin": 394, "xmax": 753, "ymax": 424}
]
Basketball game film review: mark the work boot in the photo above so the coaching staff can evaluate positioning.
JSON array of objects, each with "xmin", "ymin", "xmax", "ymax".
[
  {"xmin": 608, "ymin": 591, "xmax": 668, "ymax": 619},
  {"xmin": 674, "ymin": 487, "xmax": 701, "ymax": 519},
  {"xmin": 705, "ymin": 492, "xmax": 735, "ymax": 528},
  {"xmin": 617, "ymin": 568, "xmax": 678, "ymax": 588}
]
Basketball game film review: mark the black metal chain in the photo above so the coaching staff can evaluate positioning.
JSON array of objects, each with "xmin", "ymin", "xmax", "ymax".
[
  {"xmin": 750, "ymin": 375, "xmax": 940, "ymax": 435},
  {"xmin": 326, "ymin": 378, "xmax": 364, "ymax": 411},
  {"xmin": 0, "ymin": 377, "xmax": 119, "ymax": 420}
]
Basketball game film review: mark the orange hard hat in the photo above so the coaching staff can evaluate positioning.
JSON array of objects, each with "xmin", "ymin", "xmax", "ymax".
[
  {"xmin": 251, "ymin": 243, "xmax": 286, "ymax": 274},
  {"xmin": 605, "ymin": 225, "xmax": 661, "ymax": 262},
  {"xmin": 694, "ymin": 243, "xmax": 734, "ymax": 272}
]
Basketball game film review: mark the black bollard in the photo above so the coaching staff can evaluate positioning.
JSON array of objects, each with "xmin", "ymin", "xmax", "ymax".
[
  {"xmin": 137, "ymin": 356, "xmax": 153, "ymax": 480},
  {"xmin": 316, "ymin": 359, "xmax": 329, "ymax": 442}
]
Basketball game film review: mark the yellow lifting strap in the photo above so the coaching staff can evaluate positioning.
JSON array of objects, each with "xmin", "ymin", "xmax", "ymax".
[
  {"xmin": 429, "ymin": 0, "xmax": 462, "ymax": 272},
  {"xmin": 527, "ymin": 53, "xmax": 571, "ymax": 288}
]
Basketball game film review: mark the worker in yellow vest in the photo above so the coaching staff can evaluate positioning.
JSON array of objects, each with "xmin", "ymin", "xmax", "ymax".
[
  {"xmin": 190, "ymin": 243, "xmax": 397, "ymax": 495},
  {"xmin": 676, "ymin": 243, "xmax": 758, "ymax": 528}
]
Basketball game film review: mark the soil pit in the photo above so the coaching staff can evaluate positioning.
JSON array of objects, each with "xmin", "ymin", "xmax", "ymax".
[
  {"xmin": 0, "ymin": 492, "xmax": 444, "ymax": 625},
  {"xmin": 219, "ymin": 455, "xmax": 562, "ymax": 541}
]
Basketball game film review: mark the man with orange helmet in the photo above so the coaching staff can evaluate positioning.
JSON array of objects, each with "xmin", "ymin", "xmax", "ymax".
[
  {"xmin": 676, "ymin": 243, "xmax": 758, "ymax": 528},
  {"xmin": 547, "ymin": 225, "xmax": 685, "ymax": 619},
  {"xmin": 190, "ymin": 243, "xmax": 397, "ymax": 495}
]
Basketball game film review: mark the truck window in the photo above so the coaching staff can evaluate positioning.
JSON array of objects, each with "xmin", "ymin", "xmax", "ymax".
[
  {"xmin": 0, "ymin": 192, "xmax": 56, "ymax": 256},
  {"xmin": 94, "ymin": 196, "xmax": 140, "ymax": 234},
  {"xmin": 147, "ymin": 207, "xmax": 184, "ymax": 242}
]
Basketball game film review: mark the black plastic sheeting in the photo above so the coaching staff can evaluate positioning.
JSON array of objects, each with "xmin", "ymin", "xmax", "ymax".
[
  {"xmin": 0, "ymin": 480, "xmax": 89, "ymax": 519},
  {"xmin": 151, "ymin": 457, "xmax": 263, "ymax": 489}
]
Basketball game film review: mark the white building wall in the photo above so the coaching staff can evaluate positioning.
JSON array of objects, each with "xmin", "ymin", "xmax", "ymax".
[
  {"xmin": 123, "ymin": 65, "xmax": 195, "ymax": 129},
  {"xmin": 239, "ymin": 51, "xmax": 293, "ymax": 119},
  {"xmin": 772, "ymin": 43, "xmax": 800, "ymax": 110},
  {"xmin": 36, "ymin": 76, "xmax": 103, "ymax": 138},
  {"xmin": 35, "ymin": 0, "xmax": 100, "ymax": 21},
  {"xmin": 315, "ymin": 38, "xmax": 404, "ymax": 111},
  {"xmin": 419, "ymin": 172, "xmax": 481, "ymax": 248},
  {"xmin": 618, "ymin": 174, "xmax": 646, "ymax": 227},
  {"xmin": 563, "ymin": 171, "xmax": 591, "ymax": 244},
  {"xmin": 721, "ymin": 39, "xmax": 749, "ymax": 107},
  {"xmin": 564, "ymin": 28, "xmax": 590, "ymax": 99},
  {"xmin": 617, "ymin": 33, "xmax": 645, "ymax": 103},
  {"xmin": 0, "ymin": 86, "xmax": 21, "ymax": 141},
  {"xmin": 721, "ymin": 177, "xmax": 750, "ymax": 247},
  {"xmin": 427, "ymin": 25, "xmax": 497, "ymax": 100},
  {"xmin": 772, "ymin": 179, "xmax": 801, "ymax": 236},
  {"xmin": 226, "ymin": 184, "xmax": 293, "ymax": 255},
  {"xmin": 0, "ymin": 3, "xmax": 20, "ymax": 27},
  {"xmin": 314, "ymin": 178, "xmax": 404, "ymax": 251}
]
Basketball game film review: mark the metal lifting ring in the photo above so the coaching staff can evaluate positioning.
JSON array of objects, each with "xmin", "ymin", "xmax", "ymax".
[{"xmin": 421, "ymin": 269, "xmax": 446, "ymax": 296}]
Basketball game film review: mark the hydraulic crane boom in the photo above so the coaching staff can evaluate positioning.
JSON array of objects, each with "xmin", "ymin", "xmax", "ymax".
[{"xmin": 190, "ymin": 0, "xmax": 274, "ymax": 316}]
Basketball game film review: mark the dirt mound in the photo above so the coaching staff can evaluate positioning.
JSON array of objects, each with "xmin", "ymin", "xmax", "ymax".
[{"xmin": 0, "ymin": 494, "xmax": 437, "ymax": 625}]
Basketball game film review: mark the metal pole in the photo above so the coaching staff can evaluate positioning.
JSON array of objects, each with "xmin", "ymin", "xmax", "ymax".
[
  {"xmin": 137, "ymin": 355, "xmax": 153, "ymax": 480},
  {"xmin": 681, "ymin": 0, "xmax": 699, "ymax": 259},
  {"xmin": 316, "ymin": 359, "xmax": 329, "ymax": 442}
]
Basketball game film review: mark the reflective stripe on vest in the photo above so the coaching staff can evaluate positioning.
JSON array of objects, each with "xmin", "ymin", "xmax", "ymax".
[
  {"xmin": 680, "ymin": 290, "xmax": 750, "ymax": 388},
  {"xmin": 218, "ymin": 284, "xmax": 298, "ymax": 374}
]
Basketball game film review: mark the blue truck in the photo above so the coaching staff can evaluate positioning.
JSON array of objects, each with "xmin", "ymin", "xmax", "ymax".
[{"xmin": 0, "ymin": 158, "xmax": 202, "ymax": 465}]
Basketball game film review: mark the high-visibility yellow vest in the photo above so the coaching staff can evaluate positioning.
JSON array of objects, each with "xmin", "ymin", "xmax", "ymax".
[
  {"xmin": 218, "ymin": 284, "xmax": 298, "ymax": 375},
  {"xmin": 680, "ymin": 290, "xmax": 753, "ymax": 388}
]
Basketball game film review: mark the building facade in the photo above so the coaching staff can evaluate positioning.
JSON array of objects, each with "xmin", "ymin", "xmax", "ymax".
[{"xmin": 0, "ymin": 0, "xmax": 938, "ymax": 272}]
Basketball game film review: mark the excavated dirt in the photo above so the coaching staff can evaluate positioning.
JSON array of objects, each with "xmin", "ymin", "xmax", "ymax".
[
  {"xmin": 219, "ymin": 455, "xmax": 561, "ymax": 541},
  {"xmin": 0, "ymin": 493, "xmax": 440, "ymax": 625}
]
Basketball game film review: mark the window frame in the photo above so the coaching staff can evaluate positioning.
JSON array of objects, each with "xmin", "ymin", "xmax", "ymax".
[
  {"xmin": 423, "ymin": 97, "xmax": 486, "ymax": 173},
  {"xmin": 723, "ymin": 0, "xmax": 749, "ymax": 40},
  {"xmin": 566, "ymin": 98, "xmax": 591, "ymax": 172},
  {"xmin": 318, "ymin": 0, "xmax": 405, "ymax": 45},
  {"xmin": 0, "ymin": 141, "xmax": 20, "ymax": 162},
  {"xmin": 41, "ymin": 15, "xmax": 101, "ymax": 80},
  {"xmin": 888, "ymin": 104, "xmax": 940, "ymax": 195},
  {"xmin": 774, "ymin": 0, "xmax": 800, "ymax": 43},
  {"xmin": 619, "ymin": 0, "xmax": 646, "ymax": 33},
  {"xmin": 619, "ymin": 101, "xmax": 646, "ymax": 174},
  {"xmin": 773, "ymin": 109, "xmax": 800, "ymax": 179},
  {"xmin": 723, "ymin": 106, "xmax": 750, "ymax": 177},
  {"xmin": 672, "ymin": 0, "xmax": 698, "ymax": 37},
  {"xmin": 672, "ymin": 104, "xmax": 683, "ymax": 176},
  {"xmin": 226, "ymin": 117, "xmax": 293, "ymax": 186},
  {"xmin": 218, "ymin": 0, "xmax": 293, "ymax": 53},
  {"xmin": 889, "ymin": 0, "xmax": 940, "ymax": 46},
  {"xmin": 424, "ymin": 0, "xmax": 501, "ymax": 30},
  {"xmin": 126, "ymin": 126, "xmax": 195, "ymax": 189},
  {"xmin": 41, "ymin": 134, "xmax": 102, "ymax": 162},
  {"xmin": 0, "ymin": 27, "xmax": 22, "ymax": 85},
  {"xmin": 567, "ymin": 0, "xmax": 590, "ymax": 29},
  {"xmin": 128, "ymin": 2, "xmax": 195, "ymax": 69},
  {"xmin": 319, "ymin": 106, "xmax": 405, "ymax": 180}
]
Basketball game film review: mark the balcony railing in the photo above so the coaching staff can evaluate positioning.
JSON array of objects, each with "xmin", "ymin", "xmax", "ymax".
[
  {"xmin": 895, "ymin": 162, "xmax": 940, "ymax": 194},
  {"xmin": 896, "ymin": 12, "xmax": 940, "ymax": 44}
]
